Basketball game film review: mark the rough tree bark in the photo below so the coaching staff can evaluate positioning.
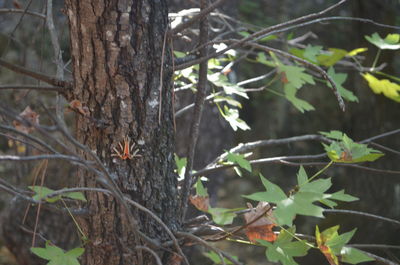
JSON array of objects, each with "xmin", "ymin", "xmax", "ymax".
[{"xmin": 64, "ymin": 1, "xmax": 179, "ymax": 264}]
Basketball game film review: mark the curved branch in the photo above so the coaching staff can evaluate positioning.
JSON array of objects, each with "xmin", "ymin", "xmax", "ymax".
[
  {"xmin": 0, "ymin": 8, "xmax": 45, "ymax": 19},
  {"xmin": 323, "ymin": 209, "xmax": 400, "ymax": 226},
  {"xmin": 0, "ymin": 58, "xmax": 70, "ymax": 90}
]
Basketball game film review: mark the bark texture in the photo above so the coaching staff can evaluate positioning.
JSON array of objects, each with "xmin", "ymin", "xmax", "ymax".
[{"xmin": 65, "ymin": 1, "xmax": 179, "ymax": 264}]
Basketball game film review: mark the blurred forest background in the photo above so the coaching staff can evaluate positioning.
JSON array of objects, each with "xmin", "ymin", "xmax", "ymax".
[{"xmin": 0, "ymin": 0, "xmax": 399, "ymax": 264}]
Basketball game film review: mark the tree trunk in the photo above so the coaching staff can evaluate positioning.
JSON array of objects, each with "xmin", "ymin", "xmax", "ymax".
[{"xmin": 65, "ymin": 1, "xmax": 179, "ymax": 264}]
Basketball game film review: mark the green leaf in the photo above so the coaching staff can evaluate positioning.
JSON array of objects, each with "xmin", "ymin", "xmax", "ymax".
[
  {"xmin": 303, "ymin": 45, "xmax": 323, "ymax": 62},
  {"xmin": 174, "ymin": 154, "xmax": 187, "ymax": 180},
  {"xmin": 327, "ymin": 67, "xmax": 358, "ymax": 102},
  {"xmin": 259, "ymin": 34, "xmax": 278, "ymax": 42},
  {"xmin": 226, "ymin": 152, "xmax": 252, "ymax": 173},
  {"xmin": 259, "ymin": 228, "xmax": 310, "ymax": 265},
  {"xmin": 257, "ymin": 52, "xmax": 275, "ymax": 67},
  {"xmin": 317, "ymin": 48, "xmax": 348, "ymax": 66},
  {"xmin": 204, "ymin": 251, "xmax": 237, "ymax": 264},
  {"xmin": 280, "ymin": 64, "xmax": 315, "ymax": 89},
  {"xmin": 195, "ymin": 178, "xmax": 208, "ymax": 197},
  {"xmin": 340, "ymin": 247, "xmax": 375, "ymax": 264},
  {"xmin": 208, "ymin": 207, "xmax": 237, "ymax": 225},
  {"xmin": 219, "ymin": 105, "xmax": 250, "ymax": 131},
  {"xmin": 362, "ymin": 73, "xmax": 400, "ymax": 102},
  {"xmin": 296, "ymin": 166, "xmax": 308, "ymax": 186},
  {"xmin": 365, "ymin": 32, "xmax": 400, "ymax": 50},
  {"xmin": 284, "ymin": 84, "xmax": 315, "ymax": 113},
  {"xmin": 347, "ymin": 48, "xmax": 368, "ymax": 57},
  {"xmin": 29, "ymin": 186, "xmax": 60, "ymax": 203},
  {"xmin": 214, "ymin": 95, "xmax": 242, "ymax": 108},
  {"xmin": 31, "ymin": 243, "xmax": 83, "ymax": 265},
  {"xmin": 208, "ymin": 73, "xmax": 248, "ymax": 99},
  {"xmin": 325, "ymin": 190, "xmax": 359, "ymax": 202},
  {"xmin": 327, "ymin": 229, "xmax": 356, "ymax": 254},
  {"xmin": 65, "ymin": 192, "xmax": 87, "ymax": 202},
  {"xmin": 320, "ymin": 131, "xmax": 384, "ymax": 163}
]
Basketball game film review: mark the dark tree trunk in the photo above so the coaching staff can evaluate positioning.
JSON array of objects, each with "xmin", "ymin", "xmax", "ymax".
[{"xmin": 64, "ymin": 1, "xmax": 179, "ymax": 264}]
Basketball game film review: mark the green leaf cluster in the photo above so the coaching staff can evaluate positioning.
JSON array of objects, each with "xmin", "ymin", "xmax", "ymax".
[
  {"xmin": 320, "ymin": 131, "xmax": 384, "ymax": 163},
  {"xmin": 258, "ymin": 227, "xmax": 310, "ymax": 265},
  {"xmin": 31, "ymin": 242, "xmax": 84, "ymax": 265},
  {"xmin": 316, "ymin": 226, "xmax": 374, "ymax": 264},
  {"xmin": 244, "ymin": 167, "xmax": 357, "ymax": 226},
  {"xmin": 365, "ymin": 33, "xmax": 400, "ymax": 50}
]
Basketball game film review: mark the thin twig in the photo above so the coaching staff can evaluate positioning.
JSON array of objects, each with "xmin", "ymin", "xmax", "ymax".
[
  {"xmin": 180, "ymin": 0, "xmax": 209, "ymax": 221},
  {"xmin": 0, "ymin": 85, "xmax": 64, "ymax": 92},
  {"xmin": 158, "ymin": 29, "xmax": 168, "ymax": 124},
  {"xmin": 0, "ymin": 8, "xmax": 45, "ymax": 19},
  {"xmin": 175, "ymin": 0, "xmax": 349, "ymax": 70},
  {"xmin": 46, "ymin": 0, "xmax": 65, "ymax": 119},
  {"xmin": 135, "ymin": 246, "xmax": 163, "ymax": 265},
  {"xmin": 176, "ymin": 231, "xmax": 242, "ymax": 265},
  {"xmin": 169, "ymin": 0, "xmax": 229, "ymax": 36},
  {"xmin": 0, "ymin": 58, "xmax": 70, "ymax": 89},
  {"xmin": 323, "ymin": 209, "xmax": 400, "ymax": 226}
]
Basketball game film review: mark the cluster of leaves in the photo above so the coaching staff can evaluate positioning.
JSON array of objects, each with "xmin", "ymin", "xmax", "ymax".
[
  {"xmin": 28, "ymin": 187, "xmax": 87, "ymax": 264},
  {"xmin": 320, "ymin": 131, "xmax": 384, "ymax": 163},
  {"xmin": 362, "ymin": 33, "xmax": 400, "ymax": 103},
  {"xmin": 31, "ymin": 242, "xmax": 84, "ymax": 265}
]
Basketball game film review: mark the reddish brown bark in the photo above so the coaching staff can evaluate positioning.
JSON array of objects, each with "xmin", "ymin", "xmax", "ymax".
[{"xmin": 64, "ymin": 1, "xmax": 179, "ymax": 264}]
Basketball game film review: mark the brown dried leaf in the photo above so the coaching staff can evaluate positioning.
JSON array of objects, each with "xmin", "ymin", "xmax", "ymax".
[
  {"xmin": 13, "ymin": 0, "xmax": 22, "ymax": 9},
  {"xmin": 68, "ymin": 100, "xmax": 89, "ymax": 116},
  {"xmin": 13, "ymin": 106, "xmax": 39, "ymax": 134},
  {"xmin": 189, "ymin": 195, "xmax": 209, "ymax": 212},
  {"xmin": 244, "ymin": 202, "xmax": 277, "ymax": 242}
]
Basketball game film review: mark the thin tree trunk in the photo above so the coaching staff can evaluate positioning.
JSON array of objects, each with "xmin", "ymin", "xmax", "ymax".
[{"xmin": 65, "ymin": 1, "xmax": 179, "ymax": 264}]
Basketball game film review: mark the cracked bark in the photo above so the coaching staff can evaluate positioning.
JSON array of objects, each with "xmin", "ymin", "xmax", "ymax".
[{"xmin": 65, "ymin": 1, "xmax": 179, "ymax": 264}]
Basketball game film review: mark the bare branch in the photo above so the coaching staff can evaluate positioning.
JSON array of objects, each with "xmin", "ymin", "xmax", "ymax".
[
  {"xmin": 0, "ymin": 85, "xmax": 64, "ymax": 92},
  {"xmin": 0, "ymin": 8, "xmax": 45, "ymax": 19},
  {"xmin": 135, "ymin": 246, "xmax": 163, "ymax": 265},
  {"xmin": 323, "ymin": 209, "xmax": 400, "ymax": 226},
  {"xmin": 0, "ymin": 58, "xmax": 70, "ymax": 89},
  {"xmin": 176, "ymin": 231, "xmax": 242, "ymax": 265},
  {"xmin": 180, "ymin": 0, "xmax": 210, "ymax": 221},
  {"xmin": 175, "ymin": 0, "xmax": 349, "ymax": 70},
  {"xmin": 169, "ymin": 0, "xmax": 229, "ymax": 36}
]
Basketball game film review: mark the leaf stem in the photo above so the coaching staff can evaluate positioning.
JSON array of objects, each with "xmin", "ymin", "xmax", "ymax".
[
  {"xmin": 371, "ymin": 49, "xmax": 381, "ymax": 70},
  {"xmin": 307, "ymin": 160, "xmax": 333, "ymax": 183}
]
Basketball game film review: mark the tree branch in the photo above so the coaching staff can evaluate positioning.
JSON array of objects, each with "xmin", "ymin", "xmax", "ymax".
[
  {"xmin": 0, "ymin": 8, "xmax": 45, "ymax": 19},
  {"xmin": 0, "ymin": 58, "xmax": 70, "ymax": 90},
  {"xmin": 323, "ymin": 209, "xmax": 400, "ymax": 226},
  {"xmin": 180, "ymin": 0, "xmax": 210, "ymax": 221},
  {"xmin": 0, "ymin": 85, "xmax": 64, "ymax": 92},
  {"xmin": 169, "ymin": 0, "xmax": 229, "ymax": 36},
  {"xmin": 175, "ymin": 0, "xmax": 349, "ymax": 70}
]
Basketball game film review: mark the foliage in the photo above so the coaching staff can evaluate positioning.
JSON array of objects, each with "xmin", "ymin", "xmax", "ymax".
[
  {"xmin": 29, "ymin": 186, "xmax": 86, "ymax": 203},
  {"xmin": 244, "ymin": 167, "xmax": 357, "ymax": 226},
  {"xmin": 320, "ymin": 131, "xmax": 384, "ymax": 163},
  {"xmin": 31, "ymin": 242, "xmax": 84, "ymax": 265}
]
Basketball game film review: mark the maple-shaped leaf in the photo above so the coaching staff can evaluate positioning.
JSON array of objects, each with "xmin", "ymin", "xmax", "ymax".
[
  {"xmin": 279, "ymin": 64, "xmax": 315, "ymax": 89},
  {"xmin": 13, "ymin": 106, "xmax": 40, "ymax": 134},
  {"xmin": 259, "ymin": 227, "xmax": 310, "ymax": 265},
  {"xmin": 365, "ymin": 32, "xmax": 400, "ymax": 50},
  {"xmin": 320, "ymin": 131, "xmax": 384, "ymax": 163},
  {"xmin": 31, "ymin": 242, "xmax": 84, "ymax": 265},
  {"xmin": 208, "ymin": 207, "xmax": 237, "ymax": 225},
  {"xmin": 244, "ymin": 202, "xmax": 277, "ymax": 242},
  {"xmin": 327, "ymin": 67, "xmax": 358, "ymax": 102},
  {"xmin": 316, "ymin": 48, "xmax": 348, "ymax": 67},
  {"xmin": 284, "ymin": 84, "xmax": 315, "ymax": 113},
  {"xmin": 244, "ymin": 170, "xmax": 357, "ymax": 226},
  {"xmin": 362, "ymin": 73, "xmax": 400, "ymax": 103},
  {"xmin": 315, "ymin": 225, "xmax": 372, "ymax": 265},
  {"xmin": 226, "ymin": 151, "xmax": 252, "ymax": 173}
]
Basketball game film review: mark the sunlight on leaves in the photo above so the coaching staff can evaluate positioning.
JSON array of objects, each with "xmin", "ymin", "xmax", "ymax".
[
  {"xmin": 320, "ymin": 131, "xmax": 384, "ymax": 163},
  {"xmin": 362, "ymin": 73, "xmax": 400, "ymax": 103},
  {"xmin": 365, "ymin": 33, "xmax": 400, "ymax": 50}
]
